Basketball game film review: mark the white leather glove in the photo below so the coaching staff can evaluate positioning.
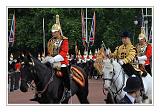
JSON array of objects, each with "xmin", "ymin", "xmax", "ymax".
[
  {"xmin": 106, "ymin": 48, "xmax": 111, "ymax": 55},
  {"xmin": 118, "ymin": 59, "xmax": 124, "ymax": 65},
  {"xmin": 137, "ymin": 55, "xmax": 147, "ymax": 61},
  {"xmin": 9, "ymin": 61, "xmax": 12, "ymax": 64},
  {"xmin": 41, "ymin": 56, "xmax": 55, "ymax": 64}
]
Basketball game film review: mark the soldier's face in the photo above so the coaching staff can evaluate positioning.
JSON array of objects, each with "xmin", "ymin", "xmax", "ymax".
[
  {"xmin": 139, "ymin": 38, "xmax": 145, "ymax": 45},
  {"xmin": 52, "ymin": 31, "xmax": 60, "ymax": 38}
]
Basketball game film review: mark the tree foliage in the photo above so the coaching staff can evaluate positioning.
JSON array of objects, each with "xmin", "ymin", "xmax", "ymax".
[{"xmin": 8, "ymin": 8, "xmax": 152, "ymax": 55}]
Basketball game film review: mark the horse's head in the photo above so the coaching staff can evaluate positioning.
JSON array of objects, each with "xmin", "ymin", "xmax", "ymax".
[
  {"xmin": 103, "ymin": 58, "xmax": 115, "ymax": 89},
  {"xmin": 20, "ymin": 54, "xmax": 35, "ymax": 92}
]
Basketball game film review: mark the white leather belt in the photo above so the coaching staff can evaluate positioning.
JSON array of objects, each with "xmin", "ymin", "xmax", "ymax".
[{"xmin": 61, "ymin": 64, "xmax": 67, "ymax": 67}]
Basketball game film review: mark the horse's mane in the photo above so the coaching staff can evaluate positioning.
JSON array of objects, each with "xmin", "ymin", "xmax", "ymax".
[
  {"xmin": 31, "ymin": 56, "xmax": 49, "ymax": 71},
  {"xmin": 111, "ymin": 59, "xmax": 122, "ymax": 71}
]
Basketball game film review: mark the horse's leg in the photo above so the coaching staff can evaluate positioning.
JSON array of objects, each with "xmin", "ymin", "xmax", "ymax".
[
  {"xmin": 104, "ymin": 92, "xmax": 114, "ymax": 104},
  {"xmin": 61, "ymin": 99, "xmax": 69, "ymax": 104},
  {"xmin": 76, "ymin": 91, "xmax": 89, "ymax": 104},
  {"xmin": 143, "ymin": 99, "xmax": 150, "ymax": 104}
]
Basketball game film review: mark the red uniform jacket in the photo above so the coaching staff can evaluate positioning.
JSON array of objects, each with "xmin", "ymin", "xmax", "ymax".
[
  {"xmin": 59, "ymin": 39, "xmax": 69, "ymax": 65},
  {"xmin": 15, "ymin": 63, "xmax": 21, "ymax": 71},
  {"xmin": 145, "ymin": 44, "xmax": 152, "ymax": 65}
]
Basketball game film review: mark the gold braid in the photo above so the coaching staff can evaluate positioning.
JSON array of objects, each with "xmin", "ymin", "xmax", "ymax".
[{"xmin": 47, "ymin": 38, "xmax": 56, "ymax": 56}]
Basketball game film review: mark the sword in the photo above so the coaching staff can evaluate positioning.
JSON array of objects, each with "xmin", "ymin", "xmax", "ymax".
[{"xmin": 102, "ymin": 41, "xmax": 107, "ymax": 50}]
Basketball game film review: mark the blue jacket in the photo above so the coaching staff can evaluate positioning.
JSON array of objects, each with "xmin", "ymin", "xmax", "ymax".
[{"xmin": 119, "ymin": 95, "xmax": 133, "ymax": 104}]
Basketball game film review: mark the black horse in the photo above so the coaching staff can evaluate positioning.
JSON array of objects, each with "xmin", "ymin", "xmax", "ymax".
[{"xmin": 20, "ymin": 54, "xmax": 89, "ymax": 104}]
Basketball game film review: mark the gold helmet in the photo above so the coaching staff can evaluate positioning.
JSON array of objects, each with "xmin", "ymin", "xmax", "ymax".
[
  {"xmin": 78, "ymin": 50, "xmax": 81, "ymax": 55},
  {"xmin": 10, "ymin": 53, "xmax": 13, "ymax": 58},
  {"xmin": 138, "ymin": 27, "xmax": 146, "ymax": 40},
  {"xmin": 89, "ymin": 50, "xmax": 92, "ymax": 55},
  {"xmin": 51, "ymin": 15, "xmax": 62, "ymax": 33},
  {"xmin": 51, "ymin": 24, "xmax": 61, "ymax": 32}
]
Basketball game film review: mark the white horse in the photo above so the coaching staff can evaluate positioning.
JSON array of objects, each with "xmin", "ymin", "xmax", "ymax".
[{"xmin": 103, "ymin": 58, "xmax": 152, "ymax": 104}]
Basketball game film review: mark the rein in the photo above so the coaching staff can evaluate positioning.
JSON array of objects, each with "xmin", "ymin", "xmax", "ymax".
[
  {"xmin": 36, "ymin": 72, "xmax": 53, "ymax": 97},
  {"xmin": 103, "ymin": 61, "xmax": 126, "ymax": 102},
  {"xmin": 28, "ymin": 59, "xmax": 54, "ymax": 98}
]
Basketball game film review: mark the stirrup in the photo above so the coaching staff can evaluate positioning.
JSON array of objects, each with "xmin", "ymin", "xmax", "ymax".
[
  {"xmin": 142, "ymin": 94, "xmax": 148, "ymax": 100},
  {"xmin": 60, "ymin": 89, "xmax": 72, "ymax": 103},
  {"xmin": 141, "ymin": 91, "xmax": 148, "ymax": 100}
]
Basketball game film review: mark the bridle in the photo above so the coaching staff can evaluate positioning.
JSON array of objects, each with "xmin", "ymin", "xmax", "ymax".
[
  {"xmin": 21, "ymin": 63, "xmax": 36, "ymax": 90},
  {"xmin": 103, "ymin": 60, "xmax": 125, "ymax": 102},
  {"xmin": 21, "ymin": 57, "xmax": 54, "ymax": 98}
]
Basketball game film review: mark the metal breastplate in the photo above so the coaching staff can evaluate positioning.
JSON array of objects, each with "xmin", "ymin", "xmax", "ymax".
[
  {"xmin": 137, "ymin": 45, "xmax": 147, "ymax": 56},
  {"xmin": 48, "ymin": 38, "xmax": 62, "ymax": 56}
]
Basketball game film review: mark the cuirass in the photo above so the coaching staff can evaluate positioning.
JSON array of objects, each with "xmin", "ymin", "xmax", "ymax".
[
  {"xmin": 137, "ymin": 44, "xmax": 147, "ymax": 56},
  {"xmin": 48, "ymin": 38, "xmax": 61, "ymax": 56}
]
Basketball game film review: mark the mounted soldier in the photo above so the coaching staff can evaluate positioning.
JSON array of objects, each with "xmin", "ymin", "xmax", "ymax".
[
  {"xmin": 136, "ymin": 27, "xmax": 152, "ymax": 76},
  {"xmin": 42, "ymin": 14, "xmax": 71, "ymax": 100},
  {"xmin": 76, "ymin": 50, "xmax": 82, "ymax": 67}
]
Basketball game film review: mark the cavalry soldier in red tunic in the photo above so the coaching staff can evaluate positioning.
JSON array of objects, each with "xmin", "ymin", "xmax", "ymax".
[
  {"xmin": 136, "ymin": 27, "xmax": 152, "ymax": 76},
  {"xmin": 76, "ymin": 50, "xmax": 82, "ymax": 66},
  {"xmin": 42, "ymin": 15, "xmax": 71, "ymax": 100}
]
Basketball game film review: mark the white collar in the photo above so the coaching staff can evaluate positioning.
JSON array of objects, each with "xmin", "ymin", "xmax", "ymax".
[{"xmin": 126, "ymin": 93, "xmax": 136, "ymax": 104}]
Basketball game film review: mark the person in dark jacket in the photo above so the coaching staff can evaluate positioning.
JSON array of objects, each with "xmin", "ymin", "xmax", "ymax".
[{"xmin": 120, "ymin": 75, "xmax": 142, "ymax": 104}]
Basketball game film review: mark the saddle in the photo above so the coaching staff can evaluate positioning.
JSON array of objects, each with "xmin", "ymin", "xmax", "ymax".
[
  {"xmin": 46, "ymin": 63, "xmax": 85, "ymax": 87},
  {"xmin": 132, "ymin": 64, "xmax": 147, "ymax": 77},
  {"xmin": 70, "ymin": 65, "xmax": 85, "ymax": 87},
  {"xmin": 45, "ymin": 62, "xmax": 63, "ymax": 77}
]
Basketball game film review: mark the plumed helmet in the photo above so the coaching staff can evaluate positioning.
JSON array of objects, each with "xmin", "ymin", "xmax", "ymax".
[
  {"xmin": 138, "ymin": 27, "xmax": 147, "ymax": 40},
  {"xmin": 51, "ymin": 23, "xmax": 61, "ymax": 33},
  {"xmin": 10, "ymin": 53, "xmax": 13, "ymax": 58},
  {"xmin": 51, "ymin": 15, "xmax": 62, "ymax": 33},
  {"xmin": 78, "ymin": 50, "xmax": 81, "ymax": 55},
  {"xmin": 123, "ymin": 75, "xmax": 142, "ymax": 92},
  {"xmin": 89, "ymin": 50, "xmax": 92, "ymax": 55}
]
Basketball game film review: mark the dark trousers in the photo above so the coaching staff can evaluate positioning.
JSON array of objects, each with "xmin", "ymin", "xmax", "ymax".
[
  {"xmin": 122, "ymin": 63, "xmax": 139, "ymax": 77},
  {"xmin": 145, "ymin": 65, "xmax": 152, "ymax": 76},
  {"xmin": 10, "ymin": 72, "xmax": 15, "ymax": 91},
  {"xmin": 14, "ymin": 72, "xmax": 20, "ymax": 89},
  {"xmin": 61, "ymin": 67, "xmax": 70, "ymax": 90},
  {"xmin": 122, "ymin": 63, "xmax": 144, "ymax": 90},
  {"xmin": 10, "ymin": 72, "xmax": 20, "ymax": 91}
]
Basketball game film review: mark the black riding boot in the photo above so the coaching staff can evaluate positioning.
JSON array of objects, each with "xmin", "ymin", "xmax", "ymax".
[
  {"xmin": 137, "ymin": 72, "xmax": 148, "ymax": 100},
  {"xmin": 61, "ymin": 67, "xmax": 72, "ymax": 100}
]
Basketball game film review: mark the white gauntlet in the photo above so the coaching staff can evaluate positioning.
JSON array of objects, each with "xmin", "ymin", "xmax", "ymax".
[{"xmin": 118, "ymin": 59, "xmax": 124, "ymax": 65}]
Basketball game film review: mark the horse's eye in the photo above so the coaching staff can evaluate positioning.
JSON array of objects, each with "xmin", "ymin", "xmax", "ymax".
[{"xmin": 110, "ymin": 71, "xmax": 113, "ymax": 74}]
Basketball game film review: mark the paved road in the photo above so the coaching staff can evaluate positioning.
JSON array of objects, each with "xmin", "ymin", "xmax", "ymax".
[{"xmin": 8, "ymin": 79, "xmax": 106, "ymax": 104}]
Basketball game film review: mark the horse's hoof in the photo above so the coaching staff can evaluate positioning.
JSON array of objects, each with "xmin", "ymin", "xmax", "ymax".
[{"xmin": 143, "ymin": 94, "xmax": 148, "ymax": 100}]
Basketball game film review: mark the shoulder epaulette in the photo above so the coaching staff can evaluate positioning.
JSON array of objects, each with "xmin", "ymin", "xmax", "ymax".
[{"xmin": 62, "ymin": 36, "xmax": 68, "ymax": 39}]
